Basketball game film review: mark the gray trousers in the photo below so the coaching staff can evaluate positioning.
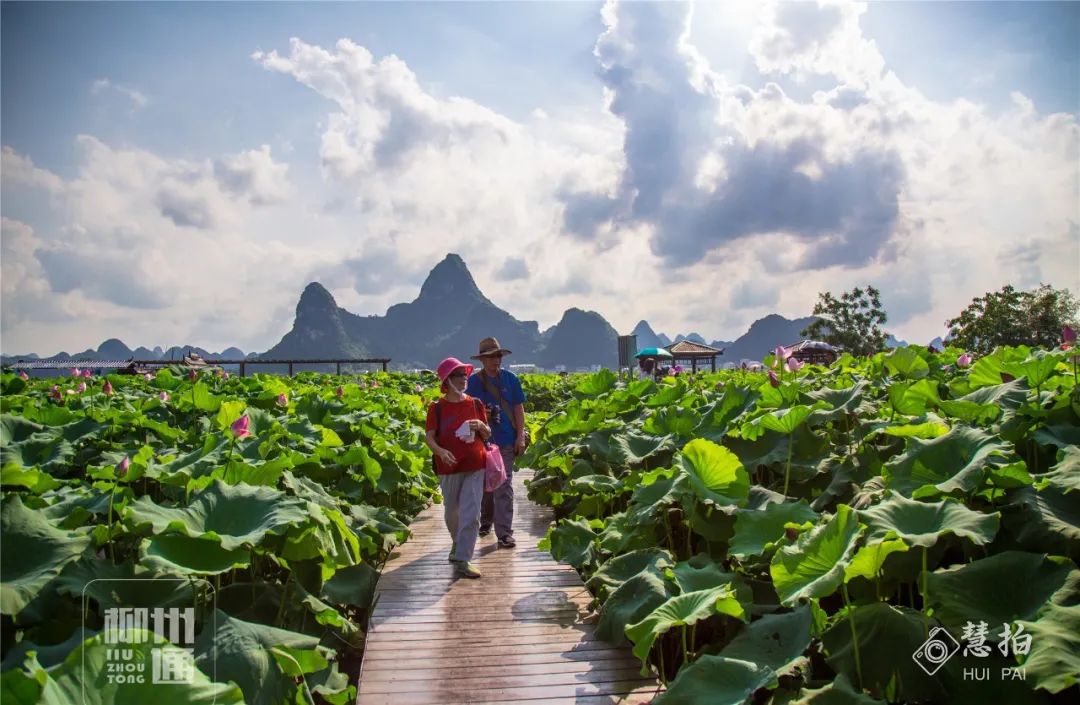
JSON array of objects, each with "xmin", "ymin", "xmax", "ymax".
[
  {"xmin": 438, "ymin": 469, "xmax": 484, "ymax": 562},
  {"xmin": 480, "ymin": 446, "xmax": 516, "ymax": 540}
]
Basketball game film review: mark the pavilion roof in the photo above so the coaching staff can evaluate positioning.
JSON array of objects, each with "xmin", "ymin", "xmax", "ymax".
[{"xmin": 665, "ymin": 340, "xmax": 725, "ymax": 355}]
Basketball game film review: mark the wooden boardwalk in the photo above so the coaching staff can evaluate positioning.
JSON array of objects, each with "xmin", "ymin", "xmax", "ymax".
[{"xmin": 357, "ymin": 469, "xmax": 662, "ymax": 705}]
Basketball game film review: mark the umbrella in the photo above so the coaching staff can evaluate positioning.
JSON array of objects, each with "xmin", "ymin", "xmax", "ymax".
[{"xmin": 635, "ymin": 347, "xmax": 673, "ymax": 358}]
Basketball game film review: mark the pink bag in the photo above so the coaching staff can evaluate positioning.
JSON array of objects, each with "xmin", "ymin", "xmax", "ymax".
[{"xmin": 484, "ymin": 443, "xmax": 506, "ymax": 492}]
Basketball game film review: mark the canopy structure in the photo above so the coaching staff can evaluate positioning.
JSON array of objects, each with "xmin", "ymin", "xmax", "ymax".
[
  {"xmin": 664, "ymin": 340, "xmax": 725, "ymax": 373},
  {"xmin": 635, "ymin": 347, "xmax": 673, "ymax": 359},
  {"xmin": 785, "ymin": 340, "xmax": 839, "ymax": 365}
]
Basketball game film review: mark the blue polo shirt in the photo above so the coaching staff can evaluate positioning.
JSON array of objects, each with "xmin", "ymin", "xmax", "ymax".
[{"xmin": 466, "ymin": 368, "xmax": 526, "ymax": 447}]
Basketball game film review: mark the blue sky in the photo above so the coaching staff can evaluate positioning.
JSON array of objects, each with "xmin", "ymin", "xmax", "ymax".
[{"xmin": 3, "ymin": 1, "xmax": 1078, "ymax": 355}]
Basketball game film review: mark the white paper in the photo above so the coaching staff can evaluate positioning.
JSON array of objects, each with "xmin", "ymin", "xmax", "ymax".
[{"xmin": 455, "ymin": 421, "xmax": 475, "ymax": 442}]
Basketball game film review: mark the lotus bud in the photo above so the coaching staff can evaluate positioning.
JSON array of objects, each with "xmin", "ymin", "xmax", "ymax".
[
  {"xmin": 371, "ymin": 380, "xmax": 380, "ymax": 388},
  {"xmin": 786, "ymin": 357, "xmax": 804, "ymax": 372},
  {"xmin": 116, "ymin": 456, "xmax": 130, "ymax": 478},
  {"xmin": 144, "ymin": 373, "xmax": 154, "ymax": 382},
  {"xmin": 82, "ymin": 369, "xmax": 92, "ymax": 378},
  {"xmin": 957, "ymin": 353, "xmax": 973, "ymax": 368},
  {"xmin": 231, "ymin": 415, "xmax": 252, "ymax": 439},
  {"xmin": 276, "ymin": 393, "xmax": 288, "ymax": 407},
  {"xmin": 336, "ymin": 385, "xmax": 344, "ymax": 398},
  {"xmin": 159, "ymin": 391, "xmax": 169, "ymax": 402},
  {"xmin": 77, "ymin": 382, "xmax": 87, "ymax": 393},
  {"xmin": 415, "ymin": 384, "xmax": 423, "ymax": 393},
  {"xmin": 71, "ymin": 367, "xmax": 80, "ymax": 377},
  {"xmin": 188, "ymin": 369, "xmax": 198, "ymax": 381},
  {"xmin": 17, "ymin": 371, "xmax": 28, "ymax": 380},
  {"xmin": 767, "ymin": 369, "xmax": 780, "ymax": 388},
  {"xmin": 103, "ymin": 380, "xmax": 114, "ymax": 395}
]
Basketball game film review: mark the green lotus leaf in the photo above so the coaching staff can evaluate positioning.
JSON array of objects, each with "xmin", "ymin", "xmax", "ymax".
[
  {"xmin": 569, "ymin": 474, "xmax": 622, "ymax": 495},
  {"xmin": 322, "ymin": 562, "xmax": 378, "ymax": 607},
  {"xmin": 887, "ymin": 379, "xmax": 940, "ymax": 416},
  {"xmin": 26, "ymin": 630, "xmax": 244, "ymax": 705},
  {"xmin": 646, "ymin": 379, "xmax": 688, "ymax": 407},
  {"xmin": 759, "ymin": 405, "xmax": 814, "ymax": 435},
  {"xmin": 859, "ymin": 492, "xmax": 999, "ymax": 548},
  {"xmin": 596, "ymin": 571, "xmax": 673, "ymax": 646},
  {"xmin": 125, "ymin": 479, "xmax": 309, "ymax": 550},
  {"xmin": 625, "ymin": 470, "xmax": 681, "ymax": 523},
  {"xmin": 805, "ymin": 381, "xmax": 871, "ymax": 423},
  {"xmin": 880, "ymin": 414, "xmax": 950, "ymax": 439},
  {"xmin": 1, "ymin": 464, "xmax": 62, "ymax": 494},
  {"xmin": 956, "ymin": 379, "xmax": 1028, "ymax": 420},
  {"xmin": 1034, "ymin": 446, "xmax": 1080, "ymax": 492},
  {"xmin": 1018, "ymin": 351, "xmax": 1060, "ymax": 389},
  {"xmin": 731, "ymin": 500, "xmax": 818, "ymax": 558},
  {"xmin": 926, "ymin": 551, "xmax": 1074, "ymax": 627},
  {"xmin": 1005, "ymin": 479, "xmax": 1080, "ymax": 559},
  {"xmin": 193, "ymin": 609, "xmax": 321, "ymax": 705},
  {"xmin": 789, "ymin": 674, "xmax": 886, "ymax": 704},
  {"xmin": 720, "ymin": 605, "xmax": 812, "ymax": 674},
  {"xmin": 543, "ymin": 517, "xmax": 597, "ymax": 570},
  {"xmin": 575, "ymin": 369, "xmax": 617, "ymax": 396},
  {"xmin": 53, "ymin": 557, "xmax": 194, "ymax": 611},
  {"xmin": 885, "ymin": 346, "xmax": 930, "ymax": 379},
  {"xmin": 585, "ymin": 429, "xmax": 674, "ymax": 467},
  {"xmin": 678, "ymin": 438, "xmax": 750, "ymax": 507},
  {"xmin": 844, "ymin": 538, "xmax": 909, "ymax": 584},
  {"xmin": 883, "ymin": 425, "xmax": 1014, "ymax": 497},
  {"xmin": 653, "ymin": 655, "xmax": 775, "ymax": 705},
  {"xmin": 596, "ymin": 510, "xmax": 662, "ymax": 555},
  {"xmin": 1, "ymin": 495, "xmax": 93, "ymax": 615},
  {"xmin": 140, "ymin": 534, "xmax": 252, "ymax": 575},
  {"xmin": 587, "ymin": 548, "xmax": 674, "ymax": 597},
  {"xmin": 936, "ymin": 399, "xmax": 1000, "ymax": 425},
  {"xmin": 626, "ymin": 585, "xmax": 746, "ymax": 669},
  {"xmin": 643, "ymin": 407, "xmax": 700, "ymax": 437},
  {"xmin": 770, "ymin": 504, "xmax": 863, "ymax": 606},
  {"xmin": 821, "ymin": 603, "xmax": 949, "ymax": 702},
  {"xmin": 667, "ymin": 554, "xmax": 749, "ymax": 602},
  {"xmin": 1016, "ymin": 602, "xmax": 1080, "ymax": 693}
]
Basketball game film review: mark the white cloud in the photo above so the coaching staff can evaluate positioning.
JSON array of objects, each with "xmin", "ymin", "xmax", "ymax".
[
  {"xmin": 91, "ymin": 77, "xmax": 148, "ymax": 109},
  {"xmin": 1, "ymin": 146, "xmax": 65, "ymax": 193}
]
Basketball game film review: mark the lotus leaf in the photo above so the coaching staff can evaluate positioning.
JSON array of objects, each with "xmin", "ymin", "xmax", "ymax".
[
  {"xmin": 595, "ymin": 571, "xmax": 673, "ymax": 646},
  {"xmin": 719, "ymin": 605, "xmax": 813, "ymax": 674},
  {"xmin": 587, "ymin": 548, "xmax": 674, "ymax": 597},
  {"xmin": 1, "ymin": 496, "xmax": 93, "ymax": 615},
  {"xmin": 790, "ymin": 674, "xmax": 885, "ymax": 704},
  {"xmin": 678, "ymin": 438, "xmax": 750, "ymax": 507},
  {"xmin": 653, "ymin": 655, "xmax": 775, "ymax": 705},
  {"xmin": 125, "ymin": 479, "xmax": 309, "ymax": 550},
  {"xmin": 883, "ymin": 425, "xmax": 1014, "ymax": 497},
  {"xmin": 1016, "ymin": 602, "xmax": 1080, "ymax": 693},
  {"xmin": 770, "ymin": 504, "xmax": 863, "ymax": 606},
  {"xmin": 859, "ymin": 492, "xmax": 999, "ymax": 548},
  {"xmin": 731, "ymin": 500, "xmax": 818, "ymax": 558},
  {"xmin": 140, "ymin": 534, "xmax": 251, "ymax": 575},
  {"xmin": 625, "ymin": 585, "xmax": 746, "ymax": 668}
]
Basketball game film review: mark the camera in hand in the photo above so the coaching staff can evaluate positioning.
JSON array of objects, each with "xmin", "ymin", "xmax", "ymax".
[{"xmin": 486, "ymin": 402, "xmax": 501, "ymax": 427}]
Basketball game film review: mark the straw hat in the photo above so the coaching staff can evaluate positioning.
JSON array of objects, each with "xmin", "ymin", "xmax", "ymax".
[{"xmin": 470, "ymin": 336, "xmax": 513, "ymax": 359}]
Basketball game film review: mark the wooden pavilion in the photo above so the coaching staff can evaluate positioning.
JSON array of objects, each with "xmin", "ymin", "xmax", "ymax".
[{"xmin": 664, "ymin": 340, "xmax": 725, "ymax": 373}]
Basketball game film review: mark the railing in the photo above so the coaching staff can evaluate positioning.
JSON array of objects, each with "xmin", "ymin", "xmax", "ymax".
[{"xmin": 4, "ymin": 358, "xmax": 392, "ymax": 377}]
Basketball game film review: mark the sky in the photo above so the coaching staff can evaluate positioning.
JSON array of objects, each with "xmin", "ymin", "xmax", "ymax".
[{"xmin": 2, "ymin": 0, "xmax": 1078, "ymax": 355}]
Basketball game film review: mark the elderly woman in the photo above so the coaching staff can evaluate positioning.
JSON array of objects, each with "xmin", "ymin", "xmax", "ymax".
[{"xmin": 425, "ymin": 357, "xmax": 492, "ymax": 578}]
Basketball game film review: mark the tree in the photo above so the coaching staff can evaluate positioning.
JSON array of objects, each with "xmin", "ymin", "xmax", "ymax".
[
  {"xmin": 801, "ymin": 285, "xmax": 888, "ymax": 356},
  {"xmin": 946, "ymin": 284, "xmax": 1079, "ymax": 356}
]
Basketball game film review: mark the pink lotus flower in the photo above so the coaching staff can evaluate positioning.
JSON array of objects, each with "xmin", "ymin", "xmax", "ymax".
[
  {"xmin": 71, "ymin": 367, "xmax": 81, "ymax": 377},
  {"xmin": 188, "ymin": 369, "xmax": 198, "ymax": 381},
  {"xmin": 787, "ymin": 357, "xmax": 804, "ymax": 372},
  {"xmin": 336, "ymin": 385, "xmax": 344, "ymax": 398},
  {"xmin": 144, "ymin": 373, "xmax": 154, "ymax": 382},
  {"xmin": 231, "ymin": 415, "xmax": 252, "ymax": 439},
  {"xmin": 957, "ymin": 353, "xmax": 973, "ymax": 368},
  {"xmin": 50, "ymin": 386, "xmax": 62, "ymax": 402},
  {"xmin": 415, "ymin": 384, "xmax": 423, "ymax": 393},
  {"xmin": 371, "ymin": 380, "xmax": 380, "ymax": 388},
  {"xmin": 116, "ymin": 456, "xmax": 130, "ymax": 478},
  {"xmin": 767, "ymin": 369, "xmax": 780, "ymax": 388},
  {"xmin": 276, "ymin": 393, "xmax": 288, "ymax": 407},
  {"xmin": 775, "ymin": 346, "xmax": 792, "ymax": 361},
  {"xmin": 82, "ymin": 369, "xmax": 92, "ymax": 378},
  {"xmin": 103, "ymin": 380, "xmax": 114, "ymax": 395},
  {"xmin": 159, "ymin": 391, "xmax": 169, "ymax": 402},
  {"xmin": 17, "ymin": 371, "xmax": 28, "ymax": 380},
  {"xmin": 77, "ymin": 382, "xmax": 87, "ymax": 393}
]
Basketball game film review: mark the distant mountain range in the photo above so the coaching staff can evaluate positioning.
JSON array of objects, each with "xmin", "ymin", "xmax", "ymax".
[{"xmin": 2, "ymin": 253, "xmax": 940, "ymax": 372}]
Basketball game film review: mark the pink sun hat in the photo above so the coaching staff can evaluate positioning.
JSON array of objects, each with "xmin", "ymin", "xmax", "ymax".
[{"xmin": 436, "ymin": 357, "xmax": 473, "ymax": 383}]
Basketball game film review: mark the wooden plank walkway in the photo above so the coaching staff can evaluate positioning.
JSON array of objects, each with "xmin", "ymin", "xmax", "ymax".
[{"xmin": 357, "ymin": 469, "xmax": 662, "ymax": 705}]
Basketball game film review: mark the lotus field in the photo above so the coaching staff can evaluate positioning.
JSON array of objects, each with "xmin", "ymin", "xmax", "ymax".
[
  {"xmin": 1, "ymin": 368, "xmax": 438, "ymax": 704},
  {"xmin": 522, "ymin": 345, "xmax": 1079, "ymax": 704}
]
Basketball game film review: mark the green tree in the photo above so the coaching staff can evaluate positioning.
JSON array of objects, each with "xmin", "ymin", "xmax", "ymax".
[
  {"xmin": 801, "ymin": 285, "xmax": 888, "ymax": 356},
  {"xmin": 946, "ymin": 284, "xmax": 1079, "ymax": 356}
]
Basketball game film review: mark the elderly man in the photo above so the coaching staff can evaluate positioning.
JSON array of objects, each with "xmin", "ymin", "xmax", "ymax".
[{"xmin": 466, "ymin": 336, "xmax": 527, "ymax": 548}]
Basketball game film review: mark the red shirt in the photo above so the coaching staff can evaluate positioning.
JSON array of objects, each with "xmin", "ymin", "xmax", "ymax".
[{"xmin": 425, "ymin": 396, "xmax": 488, "ymax": 475}]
